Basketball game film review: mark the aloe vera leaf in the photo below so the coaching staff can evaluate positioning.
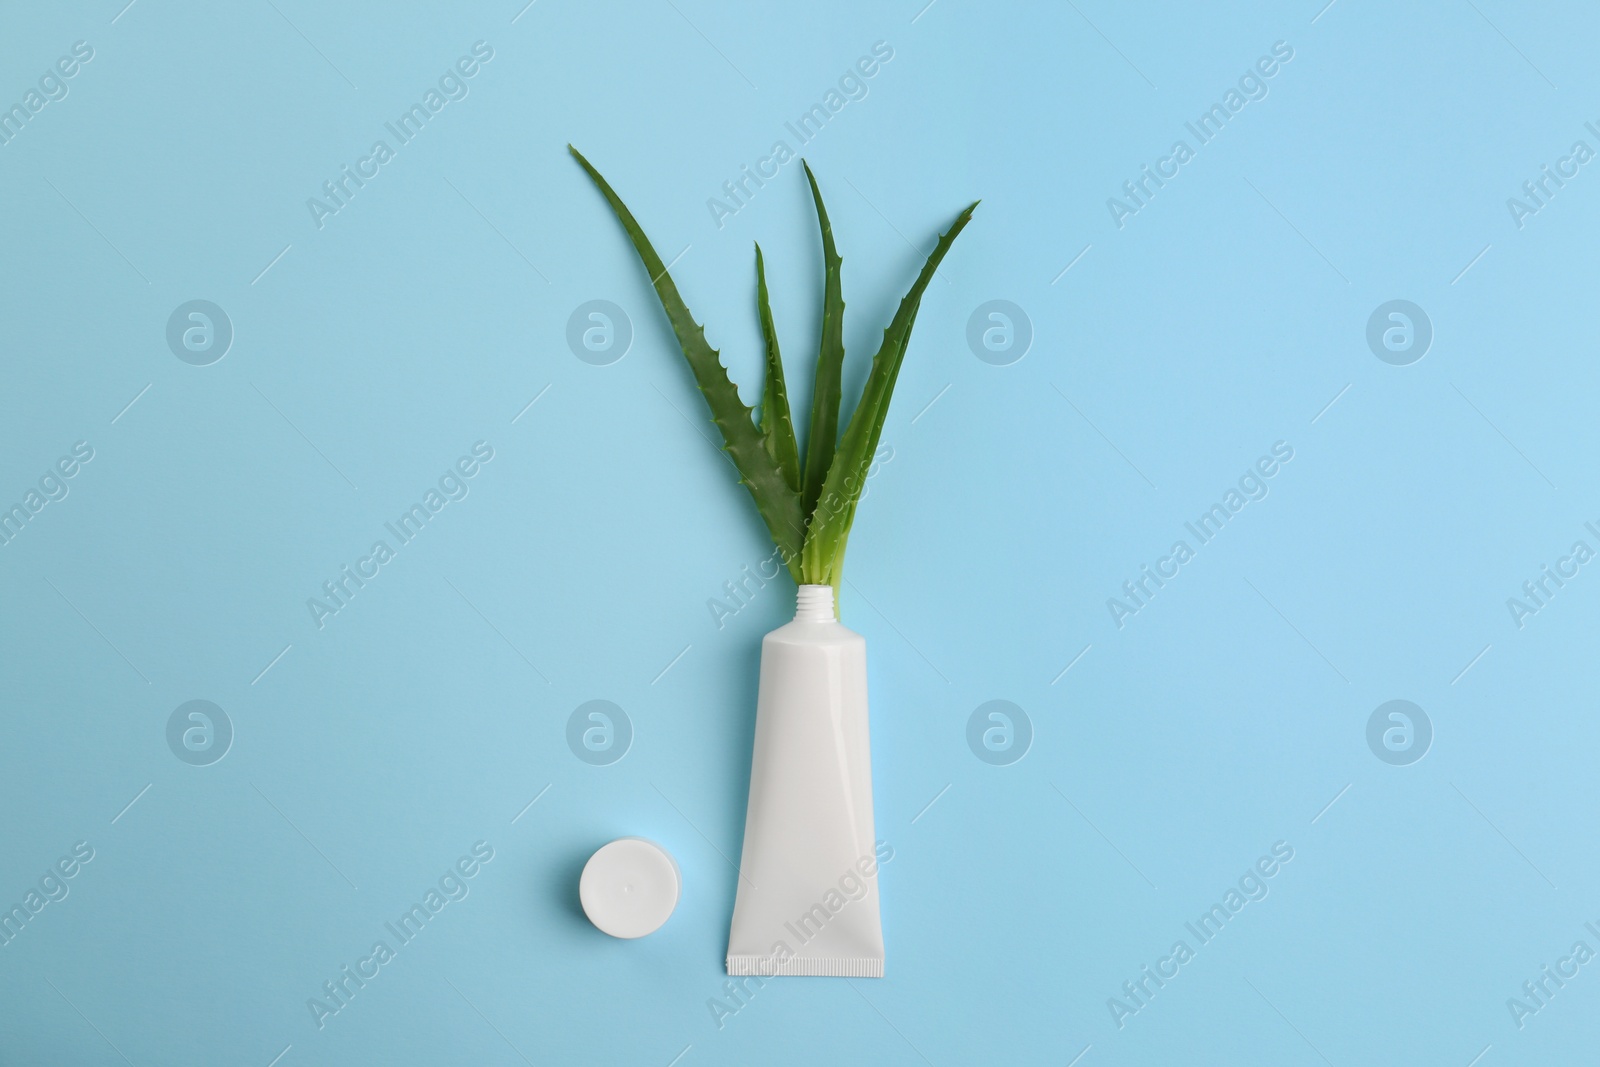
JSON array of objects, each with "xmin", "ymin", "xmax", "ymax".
[
  {"xmin": 800, "ymin": 201, "xmax": 979, "ymax": 588},
  {"xmin": 754, "ymin": 243, "xmax": 801, "ymax": 494},
  {"xmin": 570, "ymin": 146, "xmax": 805, "ymax": 575},
  {"xmin": 799, "ymin": 161, "xmax": 846, "ymax": 525}
]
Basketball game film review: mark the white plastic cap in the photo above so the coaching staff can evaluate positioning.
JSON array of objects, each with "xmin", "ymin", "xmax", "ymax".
[{"xmin": 579, "ymin": 837, "xmax": 681, "ymax": 938}]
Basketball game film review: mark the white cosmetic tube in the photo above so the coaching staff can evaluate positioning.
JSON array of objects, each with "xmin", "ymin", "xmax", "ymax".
[{"xmin": 726, "ymin": 585, "xmax": 885, "ymax": 978}]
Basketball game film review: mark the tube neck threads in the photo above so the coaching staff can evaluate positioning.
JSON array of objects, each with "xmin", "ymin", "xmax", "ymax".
[{"xmin": 794, "ymin": 585, "xmax": 836, "ymax": 623}]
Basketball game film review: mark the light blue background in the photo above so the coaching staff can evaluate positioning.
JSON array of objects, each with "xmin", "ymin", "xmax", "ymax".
[{"xmin": 2, "ymin": 1, "xmax": 1597, "ymax": 1063}]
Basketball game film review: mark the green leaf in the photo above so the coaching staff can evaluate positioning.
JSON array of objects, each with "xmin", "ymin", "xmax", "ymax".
[
  {"xmin": 799, "ymin": 161, "xmax": 846, "ymax": 526},
  {"xmin": 570, "ymin": 145, "xmax": 805, "ymax": 578},
  {"xmin": 800, "ymin": 200, "xmax": 979, "ymax": 595},
  {"xmin": 754, "ymin": 243, "xmax": 801, "ymax": 495}
]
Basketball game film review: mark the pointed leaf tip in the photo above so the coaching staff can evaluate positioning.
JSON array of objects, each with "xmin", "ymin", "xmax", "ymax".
[
  {"xmin": 571, "ymin": 149, "xmax": 805, "ymax": 576},
  {"xmin": 799, "ymin": 198, "xmax": 976, "ymax": 587},
  {"xmin": 800, "ymin": 163, "xmax": 846, "ymax": 525},
  {"xmin": 756, "ymin": 239, "xmax": 802, "ymax": 495}
]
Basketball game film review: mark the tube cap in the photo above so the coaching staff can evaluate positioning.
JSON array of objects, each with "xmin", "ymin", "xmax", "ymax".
[{"xmin": 579, "ymin": 837, "xmax": 680, "ymax": 938}]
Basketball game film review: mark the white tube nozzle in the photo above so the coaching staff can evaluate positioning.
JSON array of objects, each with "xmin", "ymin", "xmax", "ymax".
[{"xmin": 794, "ymin": 584, "xmax": 836, "ymax": 622}]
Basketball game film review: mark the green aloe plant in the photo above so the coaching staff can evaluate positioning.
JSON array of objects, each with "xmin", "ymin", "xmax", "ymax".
[{"xmin": 570, "ymin": 145, "xmax": 976, "ymax": 607}]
